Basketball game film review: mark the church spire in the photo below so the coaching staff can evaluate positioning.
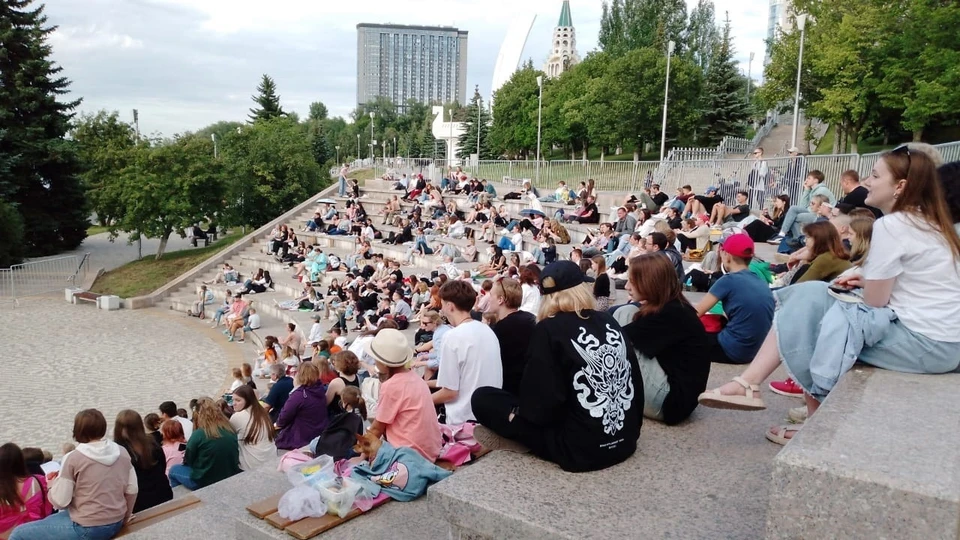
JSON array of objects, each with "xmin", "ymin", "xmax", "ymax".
[{"xmin": 558, "ymin": 0, "xmax": 572, "ymax": 27}]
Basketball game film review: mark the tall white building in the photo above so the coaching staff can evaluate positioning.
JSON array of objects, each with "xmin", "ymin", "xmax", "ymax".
[
  {"xmin": 765, "ymin": 0, "xmax": 795, "ymax": 64},
  {"xmin": 543, "ymin": 1, "xmax": 579, "ymax": 78}
]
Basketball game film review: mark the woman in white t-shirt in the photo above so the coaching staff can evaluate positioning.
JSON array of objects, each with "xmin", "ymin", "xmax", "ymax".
[
  {"xmin": 698, "ymin": 147, "xmax": 960, "ymax": 444},
  {"xmin": 229, "ymin": 385, "xmax": 276, "ymax": 471},
  {"xmin": 518, "ymin": 265, "xmax": 542, "ymax": 315}
]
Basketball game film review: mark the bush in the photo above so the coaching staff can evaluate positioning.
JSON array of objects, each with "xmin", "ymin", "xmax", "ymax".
[{"xmin": 0, "ymin": 200, "xmax": 25, "ymax": 267}]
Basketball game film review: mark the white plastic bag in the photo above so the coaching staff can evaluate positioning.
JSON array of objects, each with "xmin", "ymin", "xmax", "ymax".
[
  {"xmin": 277, "ymin": 485, "xmax": 327, "ymax": 521},
  {"xmin": 285, "ymin": 454, "xmax": 335, "ymax": 488},
  {"xmin": 316, "ymin": 476, "xmax": 363, "ymax": 519}
]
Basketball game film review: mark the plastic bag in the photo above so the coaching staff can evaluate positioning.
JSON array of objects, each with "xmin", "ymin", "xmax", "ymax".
[
  {"xmin": 285, "ymin": 455, "xmax": 335, "ymax": 488},
  {"xmin": 315, "ymin": 476, "xmax": 363, "ymax": 519},
  {"xmin": 277, "ymin": 485, "xmax": 327, "ymax": 521}
]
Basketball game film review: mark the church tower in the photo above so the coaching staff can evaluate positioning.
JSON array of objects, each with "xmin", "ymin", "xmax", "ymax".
[{"xmin": 543, "ymin": 1, "xmax": 580, "ymax": 78}]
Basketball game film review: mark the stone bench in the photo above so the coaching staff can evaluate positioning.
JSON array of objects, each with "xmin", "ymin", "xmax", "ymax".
[{"xmin": 766, "ymin": 367, "xmax": 960, "ymax": 538}]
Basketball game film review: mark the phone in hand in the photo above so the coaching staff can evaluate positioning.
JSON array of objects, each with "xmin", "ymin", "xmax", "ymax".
[
  {"xmin": 178, "ymin": 443, "xmax": 187, "ymax": 452},
  {"xmin": 828, "ymin": 284, "xmax": 855, "ymax": 294}
]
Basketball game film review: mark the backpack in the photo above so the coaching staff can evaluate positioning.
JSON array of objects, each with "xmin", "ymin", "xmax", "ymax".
[{"xmin": 312, "ymin": 412, "xmax": 364, "ymax": 460}]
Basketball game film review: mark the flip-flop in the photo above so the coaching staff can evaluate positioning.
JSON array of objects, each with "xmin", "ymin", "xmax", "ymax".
[
  {"xmin": 766, "ymin": 424, "xmax": 801, "ymax": 446},
  {"xmin": 698, "ymin": 376, "xmax": 766, "ymax": 411}
]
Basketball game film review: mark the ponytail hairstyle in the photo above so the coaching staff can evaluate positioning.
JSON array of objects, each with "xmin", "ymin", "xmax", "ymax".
[{"xmin": 340, "ymin": 386, "xmax": 367, "ymax": 420}]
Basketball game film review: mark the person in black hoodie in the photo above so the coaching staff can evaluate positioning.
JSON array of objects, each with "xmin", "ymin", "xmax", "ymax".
[
  {"xmin": 472, "ymin": 261, "xmax": 642, "ymax": 473},
  {"xmin": 113, "ymin": 410, "xmax": 172, "ymax": 513},
  {"xmin": 612, "ymin": 254, "xmax": 712, "ymax": 425}
]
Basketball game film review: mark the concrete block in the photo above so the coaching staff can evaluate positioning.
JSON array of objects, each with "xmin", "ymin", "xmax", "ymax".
[
  {"xmin": 97, "ymin": 295, "xmax": 121, "ymax": 310},
  {"xmin": 65, "ymin": 287, "xmax": 82, "ymax": 303},
  {"xmin": 766, "ymin": 368, "xmax": 960, "ymax": 539}
]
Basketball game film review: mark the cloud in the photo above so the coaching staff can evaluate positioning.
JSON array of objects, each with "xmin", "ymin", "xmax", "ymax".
[{"xmin": 44, "ymin": 0, "xmax": 768, "ymax": 137}]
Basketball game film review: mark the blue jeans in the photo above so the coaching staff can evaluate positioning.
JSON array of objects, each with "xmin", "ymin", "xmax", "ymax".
[
  {"xmin": 168, "ymin": 464, "xmax": 200, "ymax": 490},
  {"xmin": 338, "ymin": 175, "xmax": 347, "ymax": 196},
  {"xmin": 9, "ymin": 510, "xmax": 123, "ymax": 540},
  {"xmin": 498, "ymin": 237, "xmax": 515, "ymax": 251}
]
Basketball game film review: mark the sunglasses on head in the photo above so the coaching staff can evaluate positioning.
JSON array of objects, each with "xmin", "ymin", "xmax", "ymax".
[{"xmin": 891, "ymin": 143, "xmax": 912, "ymax": 175}]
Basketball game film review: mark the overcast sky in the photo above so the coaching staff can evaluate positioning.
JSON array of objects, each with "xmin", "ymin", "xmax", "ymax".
[{"xmin": 46, "ymin": 0, "xmax": 769, "ymax": 137}]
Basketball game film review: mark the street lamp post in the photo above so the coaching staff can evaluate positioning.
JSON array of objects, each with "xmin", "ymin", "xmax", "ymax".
[
  {"xmin": 535, "ymin": 75, "xmax": 543, "ymax": 185},
  {"xmin": 211, "ymin": 133, "xmax": 218, "ymax": 159},
  {"xmin": 660, "ymin": 40, "xmax": 675, "ymax": 162},
  {"xmin": 476, "ymin": 95, "xmax": 482, "ymax": 162},
  {"xmin": 357, "ymin": 134, "xmax": 360, "ymax": 161},
  {"xmin": 746, "ymin": 52, "xmax": 755, "ymax": 102},
  {"xmin": 448, "ymin": 108, "xmax": 454, "ymax": 167},
  {"xmin": 369, "ymin": 112, "xmax": 375, "ymax": 161},
  {"xmin": 791, "ymin": 14, "xmax": 809, "ymax": 149},
  {"xmin": 335, "ymin": 145, "xmax": 340, "ymax": 164}
]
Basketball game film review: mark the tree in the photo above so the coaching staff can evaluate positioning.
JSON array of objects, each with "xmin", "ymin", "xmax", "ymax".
[
  {"xmin": 698, "ymin": 14, "xmax": 750, "ymax": 145},
  {"xmin": 71, "ymin": 111, "xmax": 137, "ymax": 227},
  {"xmin": 307, "ymin": 119, "xmax": 331, "ymax": 167},
  {"xmin": 685, "ymin": 0, "xmax": 719, "ymax": 71},
  {"xmin": 222, "ymin": 117, "xmax": 323, "ymax": 228},
  {"xmin": 0, "ymin": 199, "xmax": 25, "ymax": 267},
  {"xmin": 0, "ymin": 0, "xmax": 89, "ymax": 259},
  {"xmin": 110, "ymin": 135, "xmax": 225, "ymax": 259},
  {"xmin": 308, "ymin": 101, "xmax": 329, "ymax": 122},
  {"xmin": 456, "ymin": 86, "xmax": 495, "ymax": 160},
  {"xmin": 490, "ymin": 64, "xmax": 542, "ymax": 158},
  {"xmin": 599, "ymin": 0, "xmax": 688, "ymax": 57},
  {"xmin": 248, "ymin": 74, "xmax": 285, "ymax": 122}
]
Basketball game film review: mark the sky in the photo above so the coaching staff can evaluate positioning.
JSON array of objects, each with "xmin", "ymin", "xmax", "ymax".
[{"xmin": 45, "ymin": 0, "xmax": 770, "ymax": 137}]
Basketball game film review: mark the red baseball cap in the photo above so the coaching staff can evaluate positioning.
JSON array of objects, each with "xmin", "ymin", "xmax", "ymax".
[{"xmin": 720, "ymin": 233, "xmax": 755, "ymax": 258}]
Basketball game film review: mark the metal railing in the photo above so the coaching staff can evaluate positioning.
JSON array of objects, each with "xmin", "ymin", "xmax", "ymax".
[{"xmin": 0, "ymin": 253, "xmax": 90, "ymax": 306}]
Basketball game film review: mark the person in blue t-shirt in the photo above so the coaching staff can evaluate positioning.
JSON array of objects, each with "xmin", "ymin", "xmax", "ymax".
[{"xmin": 694, "ymin": 234, "xmax": 774, "ymax": 364}]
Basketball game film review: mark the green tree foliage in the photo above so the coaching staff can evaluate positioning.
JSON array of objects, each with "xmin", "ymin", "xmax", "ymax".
[
  {"xmin": 456, "ymin": 87, "xmax": 495, "ymax": 160},
  {"xmin": 71, "ymin": 111, "xmax": 137, "ymax": 227},
  {"xmin": 222, "ymin": 117, "xmax": 323, "ymax": 229},
  {"xmin": 307, "ymin": 119, "xmax": 331, "ymax": 168},
  {"xmin": 0, "ymin": 199, "xmax": 25, "ymax": 267},
  {"xmin": 109, "ymin": 135, "xmax": 225, "ymax": 259},
  {"xmin": 308, "ymin": 101, "xmax": 329, "ymax": 122},
  {"xmin": 599, "ymin": 0, "xmax": 688, "ymax": 57},
  {"xmin": 698, "ymin": 15, "xmax": 750, "ymax": 145},
  {"xmin": 0, "ymin": 0, "xmax": 89, "ymax": 258},
  {"xmin": 248, "ymin": 74, "xmax": 285, "ymax": 122},
  {"xmin": 490, "ymin": 64, "xmax": 542, "ymax": 158},
  {"xmin": 685, "ymin": 0, "xmax": 719, "ymax": 71}
]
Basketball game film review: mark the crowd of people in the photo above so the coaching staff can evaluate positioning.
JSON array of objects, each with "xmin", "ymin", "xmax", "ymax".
[{"xmin": 4, "ymin": 147, "xmax": 958, "ymax": 538}]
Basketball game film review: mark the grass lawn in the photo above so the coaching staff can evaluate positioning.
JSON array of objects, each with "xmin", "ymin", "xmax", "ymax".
[
  {"xmin": 91, "ymin": 232, "xmax": 242, "ymax": 298},
  {"xmin": 86, "ymin": 225, "xmax": 110, "ymax": 236}
]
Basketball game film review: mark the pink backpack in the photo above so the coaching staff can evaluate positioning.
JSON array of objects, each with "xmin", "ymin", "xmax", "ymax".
[{"xmin": 0, "ymin": 476, "xmax": 51, "ymax": 533}]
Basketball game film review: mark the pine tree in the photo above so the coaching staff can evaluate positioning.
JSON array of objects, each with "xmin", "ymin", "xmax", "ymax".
[
  {"xmin": 248, "ymin": 74, "xmax": 285, "ymax": 122},
  {"xmin": 456, "ymin": 87, "xmax": 494, "ymax": 161},
  {"xmin": 699, "ymin": 13, "xmax": 749, "ymax": 146},
  {"xmin": 307, "ymin": 120, "xmax": 330, "ymax": 167},
  {"xmin": 0, "ymin": 0, "xmax": 88, "ymax": 259}
]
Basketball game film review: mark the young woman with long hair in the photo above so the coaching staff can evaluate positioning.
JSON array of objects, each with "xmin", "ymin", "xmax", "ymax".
[
  {"xmin": 789, "ymin": 220, "xmax": 851, "ymax": 284},
  {"xmin": 472, "ymin": 261, "xmax": 642, "ymax": 472},
  {"xmin": 613, "ymin": 254, "xmax": 712, "ymax": 424},
  {"xmin": 229, "ymin": 385, "xmax": 276, "ymax": 471},
  {"xmin": 700, "ymin": 147, "xmax": 960, "ymax": 444},
  {"xmin": 518, "ymin": 264, "xmax": 541, "ymax": 315},
  {"xmin": 591, "ymin": 255, "xmax": 611, "ymax": 311},
  {"xmin": 847, "ymin": 217, "xmax": 874, "ymax": 265},
  {"xmin": 113, "ymin": 410, "xmax": 172, "ymax": 512},
  {"xmin": 168, "ymin": 398, "xmax": 240, "ymax": 490},
  {"xmin": 0, "ymin": 443, "xmax": 45, "ymax": 537},
  {"xmin": 159, "ymin": 419, "xmax": 186, "ymax": 477},
  {"xmin": 747, "ymin": 194, "xmax": 791, "ymax": 242}
]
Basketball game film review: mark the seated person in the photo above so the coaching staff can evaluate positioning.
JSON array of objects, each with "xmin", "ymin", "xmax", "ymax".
[
  {"xmin": 709, "ymin": 190, "xmax": 751, "ymax": 226},
  {"xmin": 677, "ymin": 215, "xmax": 711, "ymax": 252},
  {"xmin": 615, "ymin": 254, "xmax": 712, "ymax": 424},
  {"xmin": 564, "ymin": 195, "xmax": 600, "ymax": 224},
  {"xmin": 169, "ymin": 398, "xmax": 241, "ymax": 490},
  {"xmin": 683, "ymin": 186, "xmax": 723, "ymax": 218},
  {"xmin": 364, "ymin": 329, "xmax": 443, "ymax": 462},
  {"xmin": 694, "ymin": 234, "xmax": 775, "ymax": 364},
  {"xmin": 784, "ymin": 221, "xmax": 852, "ymax": 285}
]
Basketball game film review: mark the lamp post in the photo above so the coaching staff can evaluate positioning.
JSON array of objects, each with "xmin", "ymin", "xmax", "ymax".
[
  {"xmin": 357, "ymin": 134, "xmax": 360, "ymax": 161},
  {"xmin": 476, "ymin": 95, "xmax": 482, "ymax": 161},
  {"xmin": 535, "ymin": 75, "xmax": 543, "ymax": 185},
  {"xmin": 335, "ymin": 145, "xmax": 340, "ymax": 164},
  {"xmin": 746, "ymin": 52, "xmax": 755, "ymax": 102},
  {"xmin": 791, "ymin": 14, "xmax": 809, "ymax": 149},
  {"xmin": 660, "ymin": 40, "xmax": 675, "ymax": 162},
  {"xmin": 236, "ymin": 126, "xmax": 245, "ymax": 235},
  {"xmin": 369, "ymin": 112, "xmax": 375, "ymax": 161},
  {"xmin": 448, "ymin": 108, "xmax": 454, "ymax": 167}
]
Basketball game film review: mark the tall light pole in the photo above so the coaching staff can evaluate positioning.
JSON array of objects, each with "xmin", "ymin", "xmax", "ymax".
[
  {"xmin": 368, "ymin": 111, "xmax": 375, "ymax": 160},
  {"xmin": 746, "ymin": 52, "xmax": 755, "ymax": 102},
  {"xmin": 357, "ymin": 134, "xmax": 360, "ymax": 161},
  {"xmin": 132, "ymin": 109, "xmax": 142, "ymax": 259},
  {"xmin": 476, "ymin": 95, "xmax": 482, "ymax": 161},
  {"xmin": 448, "ymin": 108, "xmax": 454, "ymax": 167},
  {"xmin": 535, "ymin": 75, "xmax": 543, "ymax": 185},
  {"xmin": 211, "ymin": 133, "xmax": 218, "ymax": 159},
  {"xmin": 660, "ymin": 40, "xmax": 675, "ymax": 161},
  {"xmin": 335, "ymin": 145, "xmax": 340, "ymax": 164},
  {"xmin": 791, "ymin": 14, "xmax": 809, "ymax": 149}
]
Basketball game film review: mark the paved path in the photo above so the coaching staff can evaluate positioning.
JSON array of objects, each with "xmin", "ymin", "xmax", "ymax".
[
  {"xmin": 27, "ymin": 231, "xmax": 200, "ymax": 272},
  {"xmin": 0, "ymin": 298, "xmax": 239, "ymax": 456}
]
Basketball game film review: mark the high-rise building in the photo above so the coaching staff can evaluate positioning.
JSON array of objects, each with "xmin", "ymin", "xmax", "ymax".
[
  {"xmin": 543, "ymin": 1, "xmax": 579, "ymax": 78},
  {"xmin": 765, "ymin": 0, "xmax": 795, "ymax": 64},
  {"xmin": 356, "ymin": 23, "xmax": 468, "ymax": 110}
]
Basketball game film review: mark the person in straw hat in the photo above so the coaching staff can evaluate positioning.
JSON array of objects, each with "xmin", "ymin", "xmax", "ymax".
[{"xmin": 364, "ymin": 329, "xmax": 442, "ymax": 462}]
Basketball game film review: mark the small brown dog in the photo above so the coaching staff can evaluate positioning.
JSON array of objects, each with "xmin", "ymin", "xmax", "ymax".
[{"xmin": 353, "ymin": 432, "xmax": 382, "ymax": 463}]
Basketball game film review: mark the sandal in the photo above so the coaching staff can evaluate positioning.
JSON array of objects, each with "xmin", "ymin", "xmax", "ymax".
[
  {"xmin": 697, "ymin": 376, "xmax": 766, "ymax": 411},
  {"xmin": 787, "ymin": 406, "xmax": 807, "ymax": 424},
  {"xmin": 766, "ymin": 424, "xmax": 801, "ymax": 446}
]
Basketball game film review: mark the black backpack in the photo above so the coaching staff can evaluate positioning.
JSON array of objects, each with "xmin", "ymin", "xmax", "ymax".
[{"xmin": 313, "ymin": 412, "xmax": 364, "ymax": 461}]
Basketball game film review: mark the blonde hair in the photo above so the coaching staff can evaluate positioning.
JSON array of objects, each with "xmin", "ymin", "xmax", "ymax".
[
  {"xmin": 295, "ymin": 362, "xmax": 320, "ymax": 387},
  {"xmin": 193, "ymin": 397, "xmax": 234, "ymax": 439},
  {"xmin": 537, "ymin": 284, "xmax": 596, "ymax": 322},
  {"xmin": 848, "ymin": 218, "xmax": 874, "ymax": 265}
]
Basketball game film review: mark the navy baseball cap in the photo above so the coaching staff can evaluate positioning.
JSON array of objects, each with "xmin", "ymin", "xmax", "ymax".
[{"xmin": 540, "ymin": 261, "xmax": 594, "ymax": 295}]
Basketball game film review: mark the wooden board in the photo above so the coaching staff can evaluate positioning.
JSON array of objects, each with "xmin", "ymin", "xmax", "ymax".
[
  {"xmin": 116, "ymin": 495, "xmax": 202, "ymax": 536},
  {"xmin": 265, "ymin": 511, "xmax": 297, "ymax": 530},
  {"xmin": 284, "ymin": 499, "xmax": 389, "ymax": 540},
  {"xmin": 247, "ymin": 492, "xmax": 284, "ymax": 519}
]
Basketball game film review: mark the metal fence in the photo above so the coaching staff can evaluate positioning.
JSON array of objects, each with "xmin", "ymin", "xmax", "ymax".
[
  {"xmin": 369, "ymin": 139, "xmax": 960, "ymax": 204},
  {"xmin": 0, "ymin": 253, "xmax": 90, "ymax": 306}
]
